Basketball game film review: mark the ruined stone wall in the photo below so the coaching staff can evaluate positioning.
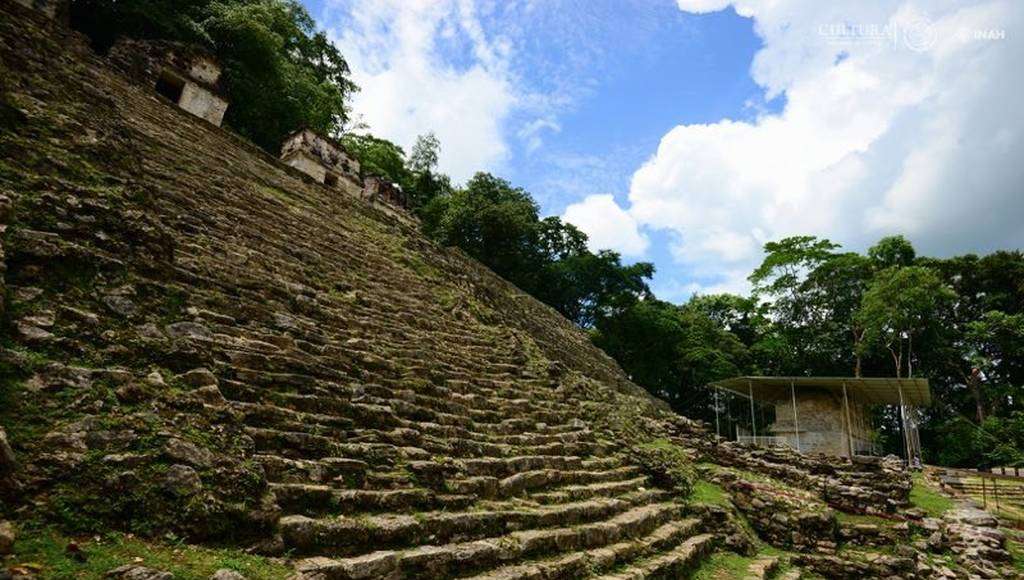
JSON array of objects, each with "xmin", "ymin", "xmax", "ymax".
[{"xmin": 179, "ymin": 82, "xmax": 228, "ymax": 126}]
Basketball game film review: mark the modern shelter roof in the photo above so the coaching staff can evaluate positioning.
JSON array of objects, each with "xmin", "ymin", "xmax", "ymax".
[{"xmin": 709, "ymin": 376, "xmax": 931, "ymax": 406}]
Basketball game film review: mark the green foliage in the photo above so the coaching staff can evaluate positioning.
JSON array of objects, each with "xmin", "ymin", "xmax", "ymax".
[
  {"xmin": 341, "ymin": 132, "xmax": 452, "ymax": 210},
  {"xmin": 856, "ymin": 266, "xmax": 955, "ymax": 377},
  {"xmin": 592, "ymin": 299, "xmax": 745, "ymax": 411},
  {"xmin": 868, "ymin": 235, "xmax": 917, "ymax": 269},
  {"xmin": 422, "ymin": 172, "xmax": 652, "ymax": 327},
  {"xmin": 341, "ymin": 133, "xmax": 409, "ymax": 184},
  {"xmin": 748, "ymin": 235, "xmax": 839, "ymax": 298},
  {"xmin": 633, "ymin": 439, "xmax": 695, "ymax": 496},
  {"xmin": 70, "ymin": 0, "xmax": 357, "ymax": 152}
]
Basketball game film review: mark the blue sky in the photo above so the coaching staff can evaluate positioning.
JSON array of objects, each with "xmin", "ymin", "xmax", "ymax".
[{"xmin": 303, "ymin": 0, "xmax": 1023, "ymax": 302}]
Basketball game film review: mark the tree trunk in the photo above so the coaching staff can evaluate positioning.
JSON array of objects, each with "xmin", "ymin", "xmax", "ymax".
[
  {"xmin": 889, "ymin": 344, "xmax": 901, "ymax": 378},
  {"xmin": 968, "ymin": 367, "xmax": 985, "ymax": 423},
  {"xmin": 907, "ymin": 333, "xmax": 913, "ymax": 378},
  {"xmin": 852, "ymin": 328, "xmax": 864, "ymax": 378}
]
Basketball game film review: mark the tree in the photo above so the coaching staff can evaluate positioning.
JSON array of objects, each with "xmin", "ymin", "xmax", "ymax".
[
  {"xmin": 70, "ymin": 0, "xmax": 357, "ymax": 152},
  {"xmin": 801, "ymin": 253, "xmax": 874, "ymax": 376},
  {"xmin": 592, "ymin": 300, "xmax": 747, "ymax": 417},
  {"xmin": 408, "ymin": 133, "xmax": 440, "ymax": 174},
  {"xmin": 340, "ymin": 133, "xmax": 409, "ymax": 184},
  {"xmin": 856, "ymin": 266, "xmax": 955, "ymax": 377},
  {"xmin": 421, "ymin": 173, "xmax": 653, "ymax": 327},
  {"xmin": 964, "ymin": 311, "xmax": 1024, "ymax": 421},
  {"xmin": 868, "ymin": 235, "xmax": 916, "ymax": 270},
  {"xmin": 749, "ymin": 236, "xmax": 840, "ymax": 299}
]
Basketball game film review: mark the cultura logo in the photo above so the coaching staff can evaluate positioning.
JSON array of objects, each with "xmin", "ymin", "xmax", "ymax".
[{"xmin": 901, "ymin": 17, "xmax": 938, "ymax": 52}]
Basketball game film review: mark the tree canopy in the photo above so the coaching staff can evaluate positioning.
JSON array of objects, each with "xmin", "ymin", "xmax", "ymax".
[{"xmin": 421, "ymin": 173, "xmax": 652, "ymax": 328}]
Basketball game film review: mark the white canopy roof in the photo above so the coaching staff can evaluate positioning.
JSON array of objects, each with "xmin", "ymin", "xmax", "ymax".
[{"xmin": 709, "ymin": 376, "xmax": 931, "ymax": 406}]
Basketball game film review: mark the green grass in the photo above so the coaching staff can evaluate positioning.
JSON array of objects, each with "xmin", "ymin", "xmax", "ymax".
[
  {"xmin": 692, "ymin": 551, "xmax": 755, "ymax": 580},
  {"xmin": 690, "ymin": 480, "xmax": 730, "ymax": 506},
  {"xmin": 834, "ymin": 511, "xmax": 892, "ymax": 526},
  {"xmin": 1007, "ymin": 536, "xmax": 1024, "ymax": 572},
  {"xmin": 8, "ymin": 525, "xmax": 292, "ymax": 579},
  {"xmin": 910, "ymin": 472, "xmax": 954, "ymax": 518}
]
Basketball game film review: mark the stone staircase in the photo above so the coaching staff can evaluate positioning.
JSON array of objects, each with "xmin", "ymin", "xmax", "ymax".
[{"xmin": 0, "ymin": 3, "xmax": 722, "ymax": 577}]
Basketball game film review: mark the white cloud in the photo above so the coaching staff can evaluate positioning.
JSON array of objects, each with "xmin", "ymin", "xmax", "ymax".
[
  {"xmin": 610, "ymin": 0, "xmax": 1024, "ymax": 295},
  {"xmin": 517, "ymin": 117, "xmax": 561, "ymax": 153},
  {"xmin": 562, "ymin": 194, "xmax": 650, "ymax": 257},
  {"xmin": 327, "ymin": 0, "xmax": 518, "ymax": 182}
]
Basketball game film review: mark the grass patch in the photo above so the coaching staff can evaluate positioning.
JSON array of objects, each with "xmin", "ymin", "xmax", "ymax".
[
  {"xmin": 8, "ymin": 525, "xmax": 291, "ymax": 579},
  {"xmin": 692, "ymin": 551, "xmax": 756, "ymax": 580},
  {"xmin": 834, "ymin": 511, "xmax": 892, "ymax": 526},
  {"xmin": 1007, "ymin": 536, "xmax": 1024, "ymax": 572},
  {"xmin": 910, "ymin": 472, "xmax": 954, "ymax": 518},
  {"xmin": 690, "ymin": 480, "xmax": 730, "ymax": 507}
]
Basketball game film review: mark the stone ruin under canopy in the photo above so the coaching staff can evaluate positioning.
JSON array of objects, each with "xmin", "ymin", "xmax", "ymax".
[
  {"xmin": 710, "ymin": 376, "xmax": 930, "ymax": 464},
  {"xmin": 107, "ymin": 39, "xmax": 229, "ymax": 127}
]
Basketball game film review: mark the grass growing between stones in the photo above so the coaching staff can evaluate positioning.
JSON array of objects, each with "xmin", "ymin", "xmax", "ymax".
[
  {"xmin": 7, "ymin": 524, "xmax": 292, "ymax": 579},
  {"xmin": 691, "ymin": 551, "xmax": 755, "ymax": 579},
  {"xmin": 1006, "ymin": 535, "xmax": 1024, "ymax": 572},
  {"xmin": 910, "ymin": 472, "xmax": 954, "ymax": 518},
  {"xmin": 834, "ymin": 511, "xmax": 892, "ymax": 526},
  {"xmin": 690, "ymin": 480, "xmax": 730, "ymax": 507}
]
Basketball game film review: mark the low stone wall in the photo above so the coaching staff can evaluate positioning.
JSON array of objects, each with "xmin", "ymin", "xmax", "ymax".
[
  {"xmin": 683, "ymin": 428, "xmax": 911, "ymax": 514},
  {"xmin": 837, "ymin": 520, "xmax": 910, "ymax": 548},
  {"xmin": 721, "ymin": 476, "xmax": 838, "ymax": 553},
  {"xmin": 794, "ymin": 552, "xmax": 916, "ymax": 580}
]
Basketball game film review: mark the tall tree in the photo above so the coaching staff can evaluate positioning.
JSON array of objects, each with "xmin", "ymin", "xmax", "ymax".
[
  {"xmin": 867, "ymin": 235, "xmax": 916, "ymax": 270},
  {"xmin": 856, "ymin": 266, "xmax": 955, "ymax": 377}
]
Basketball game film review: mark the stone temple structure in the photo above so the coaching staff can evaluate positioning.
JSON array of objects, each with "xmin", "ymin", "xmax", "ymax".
[
  {"xmin": 107, "ymin": 39, "xmax": 229, "ymax": 127},
  {"xmin": 364, "ymin": 175, "xmax": 410, "ymax": 210},
  {"xmin": 711, "ymin": 376, "xmax": 929, "ymax": 462},
  {"xmin": 279, "ymin": 129, "xmax": 362, "ymax": 197}
]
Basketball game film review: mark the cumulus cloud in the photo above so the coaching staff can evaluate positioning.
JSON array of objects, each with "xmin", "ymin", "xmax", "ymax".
[
  {"xmin": 326, "ymin": 0, "xmax": 517, "ymax": 182},
  {"xmin": 563, "ymin": 194, "xmax": 649, "ymax": 257},
  {"xmin": 596, "ymin": 0, "xmax": 1024, "ymax": 296}
]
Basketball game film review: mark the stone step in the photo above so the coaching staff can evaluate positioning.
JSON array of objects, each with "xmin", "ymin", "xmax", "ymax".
[
  {"xmin": 594, "ymin": 534, "xmax": 717, "ymax": 580},
  {"xmin": 745, "ymin": 555, "xmax": 781, "ymax": 579},
  {"xmin": 461, "ymin": 455, "xmax": 585, "ymax": 478},
  {"xmin": 225, "ymin": 382, "xmax": 589, "ymax": 439},
  {"xmin": 281, "ymin": 491, "xmax": 671, "ymax": 556},
  {"xmin": 271, "ymin": 483, "xmax": 476, "ymax": 515},
  {"xmin": 256, "ymin": 454, "xmax": 368, "ymax": 487},
  {"xmin": 245, "ymin": 426, "xmax": 340, "ymax": 458},
  {"xmin": 293, "ymin": 505, "xmax": 695, "ymax": 579},
  {"xmin": 467, "ymin": 517, "xmax": 702, "ymax": 580},
  {"xmin": 232, "ymin": 401, "xmax": 354, "ymax": 435},
  {"xmin": 445, "ymin": 466, "xmax": 644, "ymax": 500},
  {"xmin": 530, "ymin": 477, "xmax": 651, "ymax": 505}
]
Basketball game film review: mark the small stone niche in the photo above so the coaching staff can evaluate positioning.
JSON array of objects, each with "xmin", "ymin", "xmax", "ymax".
[
  {"xmin": 107, "ymin": 39, "xmax": 229, "ymax": 127},
  {"xmin": 280, "ymin": 129, "xmax": 362, "ymax": 194}
]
